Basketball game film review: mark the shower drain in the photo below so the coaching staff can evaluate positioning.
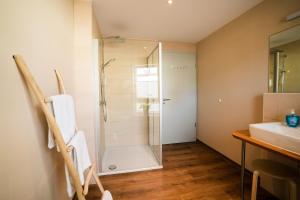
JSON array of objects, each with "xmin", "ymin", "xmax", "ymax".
[{"xmin": 108, "ymin": 164, "xmax": 117, "ymax": 171}]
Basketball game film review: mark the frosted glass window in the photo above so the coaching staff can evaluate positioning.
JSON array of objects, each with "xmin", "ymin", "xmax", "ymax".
[{"xmin": 135, "ymin": 66, "xmax": 158, "ymax": 98}]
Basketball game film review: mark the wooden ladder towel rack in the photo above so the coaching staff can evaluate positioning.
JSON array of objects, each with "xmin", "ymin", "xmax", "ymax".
[
  {"xmin": 13, "ymin": 55, "xmax": 105, "ymax": 200},
  {"xmin": 52, "ymin": 69, "xmax": 105, "ymax": 196}
]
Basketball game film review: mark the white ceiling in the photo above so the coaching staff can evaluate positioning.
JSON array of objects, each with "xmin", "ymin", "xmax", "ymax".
[{"xmin": 93, "ymin": 0, "xmax": 263, "ymax": 43}]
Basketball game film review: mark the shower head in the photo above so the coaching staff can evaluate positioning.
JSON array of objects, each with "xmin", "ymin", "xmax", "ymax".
[
  {"xmin": 103, "ymin": 58, "xmax": 116, "ymax": 68},
  {"xmin": 103, "ymin": 36, "xmax": 121, "ymax": 39},
  {"xmin": 102, "ymin": 35, "xmax": 126, "ymax": 43},
  {"xmin": 270, "ymin": 49, "xmax": 284, "ymax": 53}
]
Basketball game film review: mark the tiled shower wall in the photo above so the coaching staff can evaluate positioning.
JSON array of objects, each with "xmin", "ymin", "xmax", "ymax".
[
  {"xmin": 104, "ymin": 39, "xmax": 157, "ymax": 147},
  {"xmin": 263, "ymin": 93, "xmax": 300, "ymax": 122}
]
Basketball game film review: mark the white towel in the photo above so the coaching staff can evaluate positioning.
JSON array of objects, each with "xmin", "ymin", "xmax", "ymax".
[
  {"xmin": 69, "ymin": 131, "xmax": 91, "ymax": 183},
  {"xmin": 102, "ymin": 191, "xmax": 113, "ymax": 200},
  {"xmin": 65, "ymin": 131, "xmax": 92, "ymax": 197},
  {"xmin": 46, "ymin": 94, "xmax": 91, "ymax": 197},
  {"xmin": 47, "ymin": 95, "xmax": 76, "ymax": 149}
]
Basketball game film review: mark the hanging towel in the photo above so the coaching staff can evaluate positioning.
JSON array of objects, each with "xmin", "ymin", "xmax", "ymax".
[
  {"xmin": 101, "ymin": 191, "xmax": 113, "ymax": 200},
  {"xmin": 68, "ymin": 130, "xmax": 91, "ymax": 183},
  {"xmin": 65, "ymin": 130, "xmax": 92, "ymax": 197},
  {"xmin": 47, "ymin": 94, "xmax": 76, "ymax": 149}
]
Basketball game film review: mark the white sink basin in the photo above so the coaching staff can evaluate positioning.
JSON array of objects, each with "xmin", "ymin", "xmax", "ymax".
[{"xmin": 249, "ymin": 122, "xmax": 300, "ymax": 154}]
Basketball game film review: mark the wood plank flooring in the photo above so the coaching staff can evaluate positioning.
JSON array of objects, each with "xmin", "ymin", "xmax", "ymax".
[{"xmin": 86, "ymin": 142, "xmax": 277, "ymax": 200}]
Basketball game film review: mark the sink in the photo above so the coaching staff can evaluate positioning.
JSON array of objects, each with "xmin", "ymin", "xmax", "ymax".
[{"xmin": 249, "ymin": 122, "xmax": 300, "ymax": 154}]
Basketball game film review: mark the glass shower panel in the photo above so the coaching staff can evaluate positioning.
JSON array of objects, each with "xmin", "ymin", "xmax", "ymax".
[{"xmin": 147, "ymin": 45, "xmax": 162, "ymax": 165}]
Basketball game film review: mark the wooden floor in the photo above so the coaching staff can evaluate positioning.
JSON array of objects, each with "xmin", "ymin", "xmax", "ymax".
[{"xmin": 86, "ymin": 142, "xmax": 277, "ymax": 200}]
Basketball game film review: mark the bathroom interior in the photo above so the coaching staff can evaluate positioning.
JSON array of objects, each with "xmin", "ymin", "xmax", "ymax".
[{"xmin": 2, "ymin": 0, "xmax": 300, "ymax": 200}]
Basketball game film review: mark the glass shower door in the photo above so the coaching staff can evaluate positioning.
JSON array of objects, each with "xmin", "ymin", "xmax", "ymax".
[{"xmin": 147, "ymin": 43, "xmax": 162, "ymax": 165}]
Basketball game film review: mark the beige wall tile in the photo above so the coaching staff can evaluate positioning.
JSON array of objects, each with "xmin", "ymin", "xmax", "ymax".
[
  {"xmin": 263, "ymin": 93, "xmax": 300, "ymax": 122},
  {"xmin": 103, "ymin": 40, "xmax": 158, "ymax": 146}
]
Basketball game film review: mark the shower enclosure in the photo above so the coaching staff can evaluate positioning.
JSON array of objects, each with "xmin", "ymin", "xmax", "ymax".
[{"xmin": 98, "ymin": 38, "xmax": 162, "ymax": 174}]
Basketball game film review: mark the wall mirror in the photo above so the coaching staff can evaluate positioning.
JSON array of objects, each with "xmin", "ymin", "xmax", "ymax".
[{"xmin": 269, "ymin": 25, "xmax": 300, "ymax": 93}]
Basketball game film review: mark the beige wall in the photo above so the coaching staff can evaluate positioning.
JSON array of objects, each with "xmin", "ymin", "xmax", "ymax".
[
  {"xmin": 92, "ymin": 11, "xmax": 101, "ymax": 40},
  {"xmin": 162, "ymin": 42, "xmax": 196, "ymax": 54},
  {"xmin": 74, "ymin": 0, "xmax": 97, "ymax": 165},
  {"xmin": 263, "ymin": 93, "xmax": 300, "ymax": 122},
  {"xmin": 0, "ymin": 0, "xmax": 74, "ymax": 199},
  {"xmin": 0, "ymin": 0, "xmax": 102, "ymax": 199},
  {"xmin": 197, "ymin": 0, "xmax": 300, "ymax": 198}
]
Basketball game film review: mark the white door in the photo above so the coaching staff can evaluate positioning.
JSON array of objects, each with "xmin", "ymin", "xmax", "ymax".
[{"xmin": 162, "ymin": 52, "xmax": 197, "ymax": 144}]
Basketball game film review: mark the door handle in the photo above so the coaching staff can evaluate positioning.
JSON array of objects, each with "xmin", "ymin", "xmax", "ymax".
[{"xmin": 163, "ymin": 98, "xmax": 172, "ymax": 101}]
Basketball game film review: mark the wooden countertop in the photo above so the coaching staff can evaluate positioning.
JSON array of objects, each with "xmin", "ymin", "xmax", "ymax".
[{"xmin": 233, "ymin": 130, "xmax": 300, "ymax": 162}]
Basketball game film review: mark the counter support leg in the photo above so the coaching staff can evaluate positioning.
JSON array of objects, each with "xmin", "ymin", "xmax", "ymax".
[{"xmin": 241, "ymin": 141, "xmax": 246, "ymax": 200}]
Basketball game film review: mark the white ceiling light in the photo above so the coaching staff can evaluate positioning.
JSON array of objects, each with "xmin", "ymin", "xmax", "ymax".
[{"xmin": 168, "ymin": 0, "xmax": 173, "ymax": 5}]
